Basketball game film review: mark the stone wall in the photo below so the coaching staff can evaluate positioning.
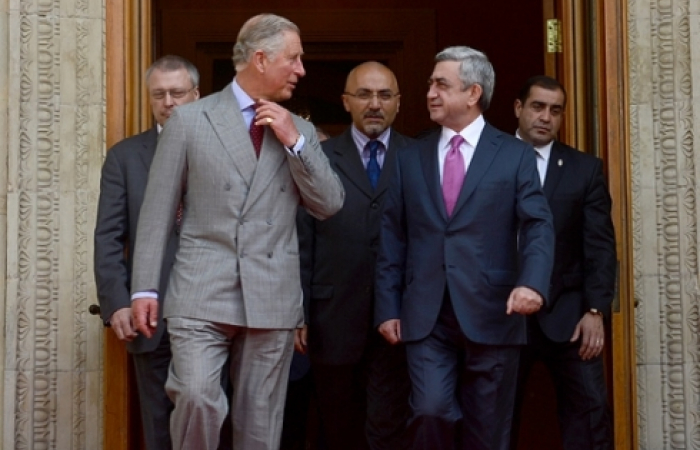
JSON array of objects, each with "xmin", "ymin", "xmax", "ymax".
[
  {"xmin": 629, "ymin": 0, "xmax": 700, "ymax": 449},
  {"xmin": 1, "ymin": 1, "xmax": 105, "ymax": 449}
]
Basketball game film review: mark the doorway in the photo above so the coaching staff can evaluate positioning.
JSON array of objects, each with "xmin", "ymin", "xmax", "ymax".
[{"xmin": 103, "ymin": 1, "xmax": 634, "ymax": 449}]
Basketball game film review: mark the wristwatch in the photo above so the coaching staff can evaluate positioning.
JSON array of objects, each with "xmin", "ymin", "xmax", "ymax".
[{"xmin": 589, "ymin": 308, "xmax": 604, "ymax": 317}]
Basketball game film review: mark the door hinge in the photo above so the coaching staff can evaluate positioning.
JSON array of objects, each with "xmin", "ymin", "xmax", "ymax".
[{"xmin": 546, "ymin": 19, "xmax": 563, "ymax": 53}]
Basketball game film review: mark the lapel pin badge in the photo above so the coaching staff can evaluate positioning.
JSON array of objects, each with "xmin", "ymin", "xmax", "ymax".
[{"xmin": 558, "ymin": 159, "xmax": 563, "ymax": 167}]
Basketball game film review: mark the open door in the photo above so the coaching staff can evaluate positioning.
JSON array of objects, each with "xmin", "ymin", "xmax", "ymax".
[
  {"xmin": 102, "ymin": 1, "xmax": 635, "ymax": 449},
  {"xmin": 516, "ymin": 1, "xmax": 636, "ymax": 449}
]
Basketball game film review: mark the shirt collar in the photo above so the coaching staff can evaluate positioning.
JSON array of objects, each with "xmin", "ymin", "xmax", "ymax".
[
  {"xmin": 441, "ymin": 115, "xmax": 485, "ymax": 148},
  {"xmin": 351, "ymin": 125, "xmax": 392, "ymax": 153},
  {"xmin": 231, "ymin": 78, "xmax": 255, "ymax": 112},
  {"xmin": 515, "ymin": 130, "xmax": 554, "ymax": 160}
]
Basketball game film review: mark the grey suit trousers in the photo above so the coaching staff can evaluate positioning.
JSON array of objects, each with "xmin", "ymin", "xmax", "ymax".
[{"xmin": 166, "ymin": 317, "xmax": 294, "ymax": 450}]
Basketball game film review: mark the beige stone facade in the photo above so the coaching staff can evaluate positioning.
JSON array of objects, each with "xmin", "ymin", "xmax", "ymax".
[
  {"xmin": 1, "ymin": 0, "xmax": 105, "ymax": 449},
  {"xmin": 630, "ymin": 1, "xmax": 700, "ymax": 449},
  {"xmin": 0, "ymin": 0, "xmax": 698, "ymax": 449}
]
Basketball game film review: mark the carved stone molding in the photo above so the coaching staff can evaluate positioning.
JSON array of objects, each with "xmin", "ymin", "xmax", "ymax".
[
  {"xmin": 3, "ymin": 1, "xmax": 104, "ymax": 449},
  {"xmin": 630, "ymin": 0, "xmax": 700, "ymax": 448}
]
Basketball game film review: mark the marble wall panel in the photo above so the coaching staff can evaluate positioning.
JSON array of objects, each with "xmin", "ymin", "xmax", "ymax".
[{"xmin": 1, "ymin": 0, "xmax": 104, "ymax": 449}]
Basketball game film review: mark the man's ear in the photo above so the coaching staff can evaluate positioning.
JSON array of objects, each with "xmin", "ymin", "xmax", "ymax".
[
  {"xmin": 252, "ymin": 50, "xmax": 266, "ymax": 73},
  {"xmin": 514, "ymin": 99, "xmax": 523, "ymax": 118},
  {"xmin": 467, "ymin": 84, "xmax": 483, "ymax": 107}
]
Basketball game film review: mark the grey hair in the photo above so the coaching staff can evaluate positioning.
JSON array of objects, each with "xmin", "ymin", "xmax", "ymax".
[
  {"xmin": 435, "ymin": 46, "xmax": 495, "ymax": 111},
  {"xmin": 232, "ymin": 14, "xmax": 300, "ymax": 71},
  {"xmin": 145, "ymin": 55, "xmax": 199, "ymax": 88}
]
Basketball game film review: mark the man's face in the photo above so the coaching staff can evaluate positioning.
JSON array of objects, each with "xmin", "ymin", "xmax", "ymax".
[
  {"xmin": 427, "ymin": 60, "xmax": 481, "ymax": 131},
  {"xmin": 259, "ymin": 31, "xmax": 306, "ymax": 102},
  {"xmin": 342, "ymin": 64, "xmax": 400, "ymax": 139},
  {"xmin": 514, "ymin": 86, "xmax": 565, "ymax": 146},
  {"xmin": 148, "ymin": 68, "xmax": 199, "ymax": 127}
]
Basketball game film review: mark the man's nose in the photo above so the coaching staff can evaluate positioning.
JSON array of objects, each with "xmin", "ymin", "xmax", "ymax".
[
  {"xmin": 296, "ymin": 60, "xmax": 306, "ymax": 77},
  {"xmin": 538, "ymin": 109, "xmax": 551, "ymax": 123}
]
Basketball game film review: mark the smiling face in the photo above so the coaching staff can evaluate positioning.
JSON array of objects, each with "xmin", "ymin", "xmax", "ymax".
[
  {"xmin": 258, "ymin": 30, "xmax": 306, "ymax": 102},
  {"xmin": 426, "ymin": 60, "xmax": 482, "ymax": 131},
  {"xmin": 147, "ymin": 68, "xmax": 199, "ymax": 127},
  {"xmin": 514, "ymin": 85, "xmax": 565, "ymax": 146},
  {"xmin": 342, "ymin": 62, "xmax": 400, "ymax": 139}
]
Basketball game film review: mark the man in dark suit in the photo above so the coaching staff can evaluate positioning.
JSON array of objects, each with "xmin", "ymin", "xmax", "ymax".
[
  {"xmin": 93, "ymin": 55, "xmax": 200, "ymax": 450},
  {"xmin": 296, "ymin": 61, "xmax": 413, "ymax": 450},
  {"xmin": 375, "ymin": 46, "xmax": 555, "ymax": 450},
  {"xmin": 510, "ymin": 75, "xmax": 616, "ymax": 450},
  {"xmin": 130, "ymin": 14, "xmax": 344, "ymax": 450}
]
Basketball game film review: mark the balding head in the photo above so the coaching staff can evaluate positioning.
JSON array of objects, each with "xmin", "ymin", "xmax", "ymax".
[{"xmin": 342, "ymin": 61, "xmax": 400, "ymax": 138}]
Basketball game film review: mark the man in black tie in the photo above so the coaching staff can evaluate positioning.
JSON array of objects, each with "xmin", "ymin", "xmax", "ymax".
[
  {"xmin": 510, "ymin": 75, "xmax": 616, "ymax": 450},
  {"xmin": 296, "ymin": 61, "xmax": 414, "ymax": 450}
]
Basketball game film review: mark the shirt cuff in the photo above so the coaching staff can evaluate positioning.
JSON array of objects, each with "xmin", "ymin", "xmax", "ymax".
[
  {"xmin": 286, "ymin": 134, "xmax": 306, "ymax": 155},
  {"xmin": 131, "ymin": 290, "xmax": 158, "ymax": 301}
]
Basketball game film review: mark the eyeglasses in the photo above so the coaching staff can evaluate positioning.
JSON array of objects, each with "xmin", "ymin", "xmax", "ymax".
[
  {"xmin": 343, "ymin": 90, "xmax": 399, "ymax": 102},
  {"xmin": 150, "ymin": 87, "xmax": 196, "ymax": 100}
]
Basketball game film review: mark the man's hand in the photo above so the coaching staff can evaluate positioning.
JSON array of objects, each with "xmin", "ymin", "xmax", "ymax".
[
  {"xmin": 295, "ymin": 325, "xmax": 308, "ymax": 354},
  {"xmin": 506, "ymin": 286, "xmax": 543, "ymax": 315},
  {"xmin": 254, "ymin": 99, "xmax": 301, "ymax": 148},
  {"xmin": 378, "ymin": 319, "xmax": 402, "ymax": 345},
  {"xmin": 571, "ymin": 312, "xmax": 605, "ymax": 360},
  {"xmin": 131, "ymin": 298, "xmax": 159, "ymax": 338},
  {"xmin": 109, "ymin": 307, "xmax": 138, "ymax": 342}
]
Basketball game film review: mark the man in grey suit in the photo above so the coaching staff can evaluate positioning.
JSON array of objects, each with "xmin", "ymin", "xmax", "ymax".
[
  {"xmin": 130, "ymin": 13, "xmax": 345, "ymax": 450},
  {"xmin": 93, "ymin": 55, "xmax": 200, "ymax": 450},
  {"xmin": 296, "ymin": 61, "xmax": 412, "ymax": 450}
]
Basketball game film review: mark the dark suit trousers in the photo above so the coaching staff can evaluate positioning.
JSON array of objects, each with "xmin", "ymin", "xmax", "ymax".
[
  {"xmin": 511, "ymin": 318, "xmax": 612, "ymax": 450},
  {"xmin": 132, "ymin": 330, "xmax": 174, "ymax": 450},
  {"xmin": 312, "ymin": 334, "xmax": 411, "ymax": 450},
  {"xmin": 406, "ymin": 293, "xmax": 520, "ymax": 450}
]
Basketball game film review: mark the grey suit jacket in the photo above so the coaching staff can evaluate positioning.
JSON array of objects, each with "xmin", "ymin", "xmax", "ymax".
[
  {"xmin": 94, "ymin": 127, "xmax": 178, "ymax": 353},
  {"xmin": 298, "ymin": 128, "xmax": 414, "ymax": 364},
  {"xmin": 131, "ymin": 83, "xmax": 344, "ymax": 329}
]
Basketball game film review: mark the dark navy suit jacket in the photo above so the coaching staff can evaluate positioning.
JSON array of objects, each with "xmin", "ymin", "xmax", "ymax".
[{"xmin": 375, "ymin": 123, "xmax": 555, "ymax": 345}]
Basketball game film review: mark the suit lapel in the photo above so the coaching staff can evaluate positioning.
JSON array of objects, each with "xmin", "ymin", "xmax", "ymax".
[
  {"xmin": 244, "ymin": 126, "xmax": 287, "ymax": 213},
  {"xmin": 450, "ymin": 124, "xmax": 501, "ymax": 217},
  {"xmin": 419, "ymin": 132, "xmax": 445, "ymax": 218},
  {"xmin": 204, "ymin": 84, "xmax": 257, "ymax": 187},
  {"xmin": 542, "ymin": 141, "xmax": 565, "ymax": 200},
  {"xmin": 375, "ymin": 131, "xmax": 406, "ymax": 195},
  {"xmin": 136, "ymin": 127, "xmax": 159, "ymax": 171},
  {"xmin": 331, "ymin": 130, "xmax": 374, "ymax": 198}
]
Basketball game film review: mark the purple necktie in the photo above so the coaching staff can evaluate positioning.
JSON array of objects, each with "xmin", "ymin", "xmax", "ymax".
[{"xmin": 442, "ymin": 135, "xmax": 466, "ymax": 216}]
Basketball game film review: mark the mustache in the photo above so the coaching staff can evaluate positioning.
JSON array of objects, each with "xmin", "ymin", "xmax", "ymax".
[{"xmin": 364, "ymin": 112, "xmax": 385, "ymax": 119}]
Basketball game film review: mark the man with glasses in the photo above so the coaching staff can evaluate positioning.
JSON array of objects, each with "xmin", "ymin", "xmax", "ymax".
[
  {"xmin": 94, "ymin": 55, "xmax": 200, "ymax": 450},
  {"xmin": 296, "ymin": 61, "xmax": 413, "ymax": 449}
]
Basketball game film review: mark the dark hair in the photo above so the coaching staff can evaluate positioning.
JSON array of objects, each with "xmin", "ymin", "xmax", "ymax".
[{"xmin": 517, "ymin": 75, "xmax": 567, "ymax": 107}]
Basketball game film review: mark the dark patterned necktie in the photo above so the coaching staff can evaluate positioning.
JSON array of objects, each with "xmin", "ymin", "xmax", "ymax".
[
  {"xmin": 366, "ymin": 140, "xmax": 381, "ymax": 189},
  {"xmin": 249, "ymin": 118, "xmax": 264, "ymax": 158}
]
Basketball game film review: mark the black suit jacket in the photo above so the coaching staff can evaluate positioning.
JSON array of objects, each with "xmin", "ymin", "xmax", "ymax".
[
  {"xmin": 298, "ymin": 128, "xmax": 414, "ymax": 365},
  {"xmin": 535, "ymin": 141, "xmax": 617, "ymax": 342},
  {"xmin": 93, "ymin": 128, "xmax": 179, "ymax": 353}
]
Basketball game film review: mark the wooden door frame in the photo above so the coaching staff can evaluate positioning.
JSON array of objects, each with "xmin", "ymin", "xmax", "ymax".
[{"xmin": 103, "ymin": 1, "xmax": 635, "ymax": 449}]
